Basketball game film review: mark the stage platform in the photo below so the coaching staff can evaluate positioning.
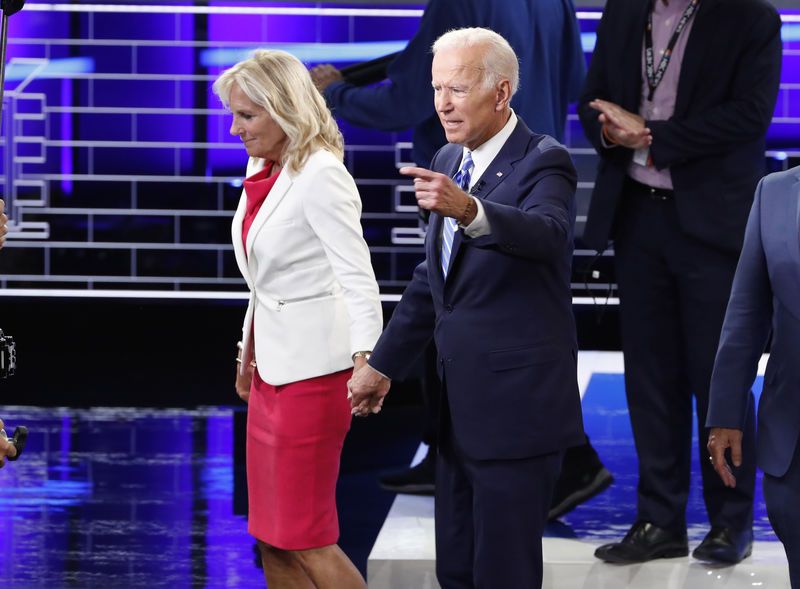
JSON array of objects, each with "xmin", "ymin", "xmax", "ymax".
[
  {"xmin": 0, "ymin": 352, "xmax": 790, "ymax": 588},
  {"xmin": 367, "ymin": 352, "xmax": 792, "ymax": 588}
]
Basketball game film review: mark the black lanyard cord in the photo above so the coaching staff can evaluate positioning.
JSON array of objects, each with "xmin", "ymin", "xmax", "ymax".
[{"xmin": 645, "ymin": 0, "xmax": 700, "ymax": 101}]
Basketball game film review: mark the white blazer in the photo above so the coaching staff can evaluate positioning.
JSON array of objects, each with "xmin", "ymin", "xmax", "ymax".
[{"xmin": 232, "ymin": 149, "xmax": 382, "ymax": 386}]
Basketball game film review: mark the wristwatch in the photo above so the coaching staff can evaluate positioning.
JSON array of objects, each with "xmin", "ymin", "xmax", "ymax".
[{"xmin": 352, "ymin": 351, "xmax": 371, "ymax": 361}]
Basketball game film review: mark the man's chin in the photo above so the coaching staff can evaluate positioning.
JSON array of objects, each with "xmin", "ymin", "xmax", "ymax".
[{"xmin": 443, "ymin": 130, "xmax": 464, "ymax": 145}]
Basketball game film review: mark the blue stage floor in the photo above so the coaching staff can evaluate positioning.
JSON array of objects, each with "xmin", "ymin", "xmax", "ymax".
[
  {"xmin": 555, "ymin": 371, "xmax": 775, "ymax": 544},
  {"xmin": 0, "ymin": 353, "xmax": 788, "ymax": 588}
]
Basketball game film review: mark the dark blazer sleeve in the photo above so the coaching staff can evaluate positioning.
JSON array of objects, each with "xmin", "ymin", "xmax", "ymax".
[
  {"xmin": 648, "ymin": 1, "xmax": 782, "ymax": 168},
  {"xmin": 323, "ymin": 0, "xmax": 474, "ymax": 133},
  {"xmin": 707, "ymin": 179, "xmax": 773, "ymax": 429},
  {"xmin": 464, "ymin": 142, "xmax": 577, "ymax": 262},
  {"xmin": 368, "ymin": 256, "xmax": 436, "ymax": 382},
  {"xmin": 576, "ymin": 0, "xmax": 622, "ymax": 157}
]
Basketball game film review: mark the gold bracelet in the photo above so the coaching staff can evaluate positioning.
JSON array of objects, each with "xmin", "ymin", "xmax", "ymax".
[
  {"xmin": 235, "ymin": 357, "xmax": 242, "ymax": 364},
  {"xmin": 352, "ymin": 351, "xmax": 371, "ymax": 361}
]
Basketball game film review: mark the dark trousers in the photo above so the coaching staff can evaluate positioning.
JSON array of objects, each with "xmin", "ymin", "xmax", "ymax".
[
  {"xmin": 434, "ymin": 389, "xmax": 562, "ymax": 589},
  {"xmin": 613, "ymin": 183, "xmax": 756, "ymax": 533},
  {"xmin": 764, "ymin": 441, "xmax": 800, "ymax": 588}
]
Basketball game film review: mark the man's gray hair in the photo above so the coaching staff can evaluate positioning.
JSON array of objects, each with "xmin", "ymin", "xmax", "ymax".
[{"xmin": 432, "ymin": 27, "xmax": 520, "ymax": 96}]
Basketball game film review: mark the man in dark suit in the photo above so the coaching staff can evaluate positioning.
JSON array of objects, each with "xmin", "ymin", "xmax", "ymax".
[
  {"xmin": 348, "ymin": 27, "xmax": 585, "ymax": 589},
  {"xmin": 578, "ymin": 0, "xmax": 782, "ymax": 565},
  {"xmin": 313, "ymin": 0, "xmax": 611, "ymax": 518},
  {"xmin": 707, "ymin": 164, "xmax": 800, "ymax": 587}
]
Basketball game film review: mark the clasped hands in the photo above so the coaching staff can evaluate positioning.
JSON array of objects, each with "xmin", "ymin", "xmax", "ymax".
[
  {"xmin": 589, "ymin": 98, "xmax": 652, "ymax": 150},
  {"xmin": 348, "ymin": 364, "xmax": 390, "ymax": 417}
]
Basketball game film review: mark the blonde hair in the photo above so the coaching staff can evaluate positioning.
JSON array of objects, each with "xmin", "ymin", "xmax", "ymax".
[
  {"xmin": 213, "ymin": 49, "xmax": 344, "ymax": 174},
  {"xmin": 432, "ymin": 28, "xmax": 520, "ymax": 97}
]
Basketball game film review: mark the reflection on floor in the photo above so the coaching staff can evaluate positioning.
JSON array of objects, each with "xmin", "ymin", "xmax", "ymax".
[
  {"xmin": 0, "ymin": 352, "xmax": 790, "ymax": 588},
  {"xmin": 0, "ymin": 402, "xmax": 417, "ymax": 588}
]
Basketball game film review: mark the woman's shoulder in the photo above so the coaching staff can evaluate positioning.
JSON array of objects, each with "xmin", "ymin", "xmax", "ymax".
[
  {"xmin": 293, "ymin": 150, "xmax": 351, "ymax": 186},
  {"xmin": 301, "ymin": 149, "xmax": 345, "ymax": 172}
]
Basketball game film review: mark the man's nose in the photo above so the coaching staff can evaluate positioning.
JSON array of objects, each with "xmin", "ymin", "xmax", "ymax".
[{"xmin": 436, "ymin": 92, "xmax": 451, "ymax": 113}]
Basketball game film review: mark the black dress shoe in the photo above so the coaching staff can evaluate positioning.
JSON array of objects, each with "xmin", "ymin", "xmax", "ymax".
[
  {"xmin": 378, "ymin": 450, "xmax": 435, "ymax": 494},
  {"xmin": 595, "ymin": 521, "xmax": 688, "ymax": 564},
  {"xmin": 692, "ymin": 527, "xmax": 753, "ymax": 564},
  {"xmin": 548, "ymin": 440, "xmax": 614, "ymax": 520}
]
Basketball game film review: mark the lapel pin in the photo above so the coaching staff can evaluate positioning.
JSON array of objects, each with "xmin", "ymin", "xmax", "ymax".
[{"xmin": 496, "ymin": 172, "xmax": 503, "ymax": 177}]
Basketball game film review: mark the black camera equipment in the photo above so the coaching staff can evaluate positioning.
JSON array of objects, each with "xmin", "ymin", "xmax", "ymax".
[{"xmin": 0, "ymin": 328, "xmax": 15, "ymax": 378}]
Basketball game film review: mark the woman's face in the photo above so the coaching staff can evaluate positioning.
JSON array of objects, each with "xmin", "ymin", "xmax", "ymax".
[{"xmin": 228, "ymin": 82, "xmax": 288, "ymax": 162}]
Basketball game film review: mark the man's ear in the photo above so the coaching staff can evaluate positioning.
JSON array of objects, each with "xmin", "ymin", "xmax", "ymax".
[{"xmin": 495, "ymin": 79, "xmax": 512, "ymax": 112}]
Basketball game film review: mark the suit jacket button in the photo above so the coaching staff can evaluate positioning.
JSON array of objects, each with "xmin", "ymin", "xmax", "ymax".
[{"xmin": 445, "ymin": 305, "xmax": 453, "ymax": 313}]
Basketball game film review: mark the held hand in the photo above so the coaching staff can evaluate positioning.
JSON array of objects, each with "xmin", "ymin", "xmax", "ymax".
[
  {"xmin": 347, "ymin": 364, "xmax": 390, "ymax": 417},
  {"xmin": 590, "ymin": 99, "xmax": 652, "ymax": 150},
  {"xmin": 707, "ymin": 427, "xmax": 743, "ymax": 488},
  {"xmin": 234, "ymin": 357, "xmax": 254, "ymax": 404},
  {"xmin": 310, "ymin": 64, "xmax": 343, "ymax": 93},
  {"xmin": 399, "ymin": 166, "xmax": 472, "ymax": 221}
]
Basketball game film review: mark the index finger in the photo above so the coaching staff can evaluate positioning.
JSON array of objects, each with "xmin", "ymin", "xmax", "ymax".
[{"xmin": 399, "ymin": 166, "xmax": 438, "ymax": 181}]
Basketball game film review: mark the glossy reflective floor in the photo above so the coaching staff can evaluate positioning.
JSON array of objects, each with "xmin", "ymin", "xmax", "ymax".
[
  {"xmin": 0, "ymin": 405, "xmax": 417, "ymax": 588},
  {"xmin": 0, "ymin": 352, "xmax": 791, "ymax": 588}
]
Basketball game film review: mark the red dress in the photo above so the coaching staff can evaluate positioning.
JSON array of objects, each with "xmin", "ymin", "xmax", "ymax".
[{"xmin": 242, "ymin": 162, "xmax": 353, "ymax": 550}]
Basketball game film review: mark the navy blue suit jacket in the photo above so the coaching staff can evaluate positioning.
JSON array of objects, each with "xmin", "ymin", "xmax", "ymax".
[
  {"xmin": 708, "ymin": 167, "xmax": 800, "ymax": 478},
  {"xmin": 323, "ymin": 0, "xmax": 585, "ymax": 166},
  {"xmin": 369, "ymin": 119, "xmax": 585, "ymax": 460},
  {"xmin": 578, "ymin": 0, "xmax": 782, "ymax": 253}
]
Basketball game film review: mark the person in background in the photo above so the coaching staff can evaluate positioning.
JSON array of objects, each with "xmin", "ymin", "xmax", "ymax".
[
  {"xmin": 312, "ymin": 0, "xmax": 612, "ymax": 519},
  {"xmin": 706, "ymin": 164, "xmax": 800, "ymax": 588},
  {"xmin": 348, "ymin": 28, "xmax": 585, "ymax": 588},
  {"xmin": 578, "ymin": 0, "xmax": 782, "ymax": 565},
  {"xmin": 213, "ymin": 50, "xmax": 383, "ymax": 588}
]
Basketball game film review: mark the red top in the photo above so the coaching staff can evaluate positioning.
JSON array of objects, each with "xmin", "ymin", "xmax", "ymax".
[{"xmin": 242, "ymin": 161, "xmax": 281, "ymax": 254}]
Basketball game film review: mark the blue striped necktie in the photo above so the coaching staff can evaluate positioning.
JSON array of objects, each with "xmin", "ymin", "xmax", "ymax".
[{"xmin": 441, "ymin": 151, "xmax": 473, "ymax": 278}]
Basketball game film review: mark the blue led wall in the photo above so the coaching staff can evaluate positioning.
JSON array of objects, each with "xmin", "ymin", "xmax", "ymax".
[{"xmin": 0, "ymin": 3, "xmax": 796, "ymax": 293}]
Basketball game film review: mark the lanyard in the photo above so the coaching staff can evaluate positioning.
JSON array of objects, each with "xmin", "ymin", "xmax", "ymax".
[{"xmin": 645, "ymin": 0, "xmax": 700, "ymax": 101}]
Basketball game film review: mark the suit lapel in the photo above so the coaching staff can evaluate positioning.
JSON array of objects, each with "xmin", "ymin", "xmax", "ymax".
[
  {"xmin": 792, "ymin": 173, "xmax": 800, "ymax": 280},
  {"xmin": 447, "ymin": 121, "xmax": 532, "ymax": 275},
  {"xmin": 622, "ymin": 0, "xmax": 650, "ymax": 111},
  {"xmin": 674, "ymin": 0, "xmax": 720, "ymax": 115},
  {"xmin": 431, "ymin": 147, "xmax": 464, "ymax": 286},
  {"xmin": 763, "ymin": 170, "xmax": 800, "ymax": 318},
  {"xmin": 243, "ymin": 165, "xmax": 294, "ymax": 261}
]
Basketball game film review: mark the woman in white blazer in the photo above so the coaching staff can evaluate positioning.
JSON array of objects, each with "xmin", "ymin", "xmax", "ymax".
[{"xmin": 214, "ymin": 50, "xmax": 381, "ymax": 589}]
